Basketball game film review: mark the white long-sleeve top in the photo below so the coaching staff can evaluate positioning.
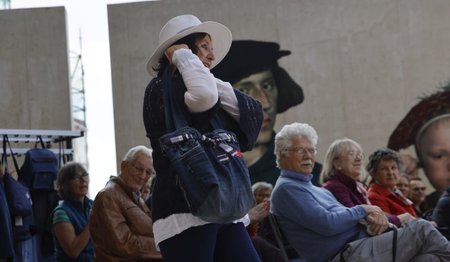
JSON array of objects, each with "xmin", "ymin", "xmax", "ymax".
[{"xmin": 172, "ymin": 48, "xmax": 240, "ymax": 121}]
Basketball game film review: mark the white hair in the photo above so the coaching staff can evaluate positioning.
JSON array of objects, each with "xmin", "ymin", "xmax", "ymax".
[
  {"xmin": 251, "ymin": 181, "xmax": 273, "ymax": 194},
  {"xmin": 274, "ymin": 122, "xmax": 318, "ymax": 166},
  {"xmin": 123, "ymin": 145, "xmax": 153, "ymax": 163}
]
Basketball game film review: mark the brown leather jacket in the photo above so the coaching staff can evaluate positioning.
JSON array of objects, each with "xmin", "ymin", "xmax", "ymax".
[{"xmin": 90, "ymin": 176, "xmax": 161, "ymax": 261}]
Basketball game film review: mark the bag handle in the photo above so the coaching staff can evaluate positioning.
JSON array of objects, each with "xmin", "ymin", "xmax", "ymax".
[
  {"xmin": 162, "ymin": 66, "xmax": 222, "ymax": 132},
  {"xmin": 33, "ymin": 135, "xmax": 46, "ymax": 149},
  {"xmin": 2, "ymin": 135, "xmax": 7, "ymax": 172},
  {"xmin": 3, "ymin": 135, "xmax": 20, "ymax": 175}
]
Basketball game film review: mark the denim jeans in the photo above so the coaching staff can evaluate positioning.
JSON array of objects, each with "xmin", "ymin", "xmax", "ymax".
[{"xmin": 159, "ymin": 222, "xmax": 261, "ymax": 262}]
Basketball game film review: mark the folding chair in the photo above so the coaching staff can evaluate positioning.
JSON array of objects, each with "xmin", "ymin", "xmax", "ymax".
[{"xmin": 268, "ymin": 213, "xmax": 290, "ymax": 262}]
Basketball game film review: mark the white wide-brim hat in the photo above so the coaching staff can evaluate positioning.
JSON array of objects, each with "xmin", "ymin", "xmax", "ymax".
[{"xmin": 146, "ymin": 14, "xmax": 232, "ymax": 77}]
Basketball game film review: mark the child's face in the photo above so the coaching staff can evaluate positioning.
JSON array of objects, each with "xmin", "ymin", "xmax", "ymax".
[{"xmin": 419, "ymin": 117, "xmax": 450, "ymax": 192}]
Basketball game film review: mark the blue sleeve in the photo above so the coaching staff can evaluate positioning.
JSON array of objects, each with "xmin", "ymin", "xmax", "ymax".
[{"xmin": 272, "ymin": 182, "xmax": 366, "ymax": 236}]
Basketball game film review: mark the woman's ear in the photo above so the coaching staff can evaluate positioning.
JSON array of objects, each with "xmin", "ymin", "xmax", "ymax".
[{"xmin": 332, "ymin": 158, "xmax": 341, "ymax": 170}]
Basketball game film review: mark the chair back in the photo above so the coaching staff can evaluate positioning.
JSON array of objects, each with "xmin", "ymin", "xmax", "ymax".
[{"xmin": 268, "ymin": 213, "xmax": 290, "ymax": 262}]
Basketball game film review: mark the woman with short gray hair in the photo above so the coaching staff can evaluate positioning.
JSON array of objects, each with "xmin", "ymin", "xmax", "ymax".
[{"xmin": 367, "ymin": 148, "xmax": 417, "ymax": 225}]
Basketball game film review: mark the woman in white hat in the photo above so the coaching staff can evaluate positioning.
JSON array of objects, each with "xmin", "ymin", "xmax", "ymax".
[{"xmin": 143, "ymin": 15, "xmax": 263, "ymax": 261}]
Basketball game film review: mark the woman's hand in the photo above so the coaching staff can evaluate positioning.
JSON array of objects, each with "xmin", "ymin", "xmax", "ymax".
[
  {"xmin": 248, "ymin": 200, "xmax": 270, "ymax": 225},
  {"xmin": 164, "ymin": 44, "xmax": 188, "ymax": 64},
  {"xmin": 397, "ymin": 212, "xmax": 416, "ymax": 224}
]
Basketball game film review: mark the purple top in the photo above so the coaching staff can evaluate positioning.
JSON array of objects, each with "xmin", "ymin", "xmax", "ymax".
[
  {"xmin": 323, "ymin": 171, "xmax": 368, "ymax": 207},
  {"xmin": 323, "ymin": 171, "xmax": 401, "ymax": 227}
]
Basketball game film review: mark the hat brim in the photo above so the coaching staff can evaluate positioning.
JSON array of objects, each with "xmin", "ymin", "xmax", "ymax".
[{"xmin": 146, "ymin": 21, "xmax": 232, "ymax": 77}]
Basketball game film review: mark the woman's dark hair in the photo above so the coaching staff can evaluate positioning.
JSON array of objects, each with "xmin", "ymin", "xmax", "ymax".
[
  {"xmin": 154, "ymin": 32, "xmax": 208, "ymax": 77},
  {"xmin": 56, "ymin": 162, "xmax": 86, "ymax": 200},
  {"xmin": 366, "ymin": 148, "xmax": 400, "ymax": 175}
]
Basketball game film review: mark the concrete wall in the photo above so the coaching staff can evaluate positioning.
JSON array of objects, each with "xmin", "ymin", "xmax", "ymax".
[
  {"xmin": 0, "ymin": 7, "xmax": 72, "ymax": 130},
  {"xmin": 108, "ymin": 0, "xmax": 450, "ymax": 169}
]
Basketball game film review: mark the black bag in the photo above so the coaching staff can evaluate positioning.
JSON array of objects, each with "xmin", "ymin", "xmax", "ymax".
[{"xmin": 159, "ymin": 67, "xmax": 255, "ymax": 223}]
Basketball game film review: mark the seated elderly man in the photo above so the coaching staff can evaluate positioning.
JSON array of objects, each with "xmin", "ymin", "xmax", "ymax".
[
  {"xmin": 90, "ymin": 145, "xmax": 161, "ymax": 261},
  {"xmin": 271, "ymin": 122, "xmax": 450, "ymax": 262}
]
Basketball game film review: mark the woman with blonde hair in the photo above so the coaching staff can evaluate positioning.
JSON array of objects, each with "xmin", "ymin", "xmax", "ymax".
[
  {"xmin": 320, "ymin": 138, "xmax": 368, "ymax": 206},
  {"xmin": 321, "ymin": 138, "xmax": 402, "ymax": 227}
]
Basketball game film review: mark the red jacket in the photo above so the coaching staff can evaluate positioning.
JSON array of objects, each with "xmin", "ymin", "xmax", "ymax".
[{"xmin": 368, "ymin": 183, "xmax": 417, "ymax": 217}]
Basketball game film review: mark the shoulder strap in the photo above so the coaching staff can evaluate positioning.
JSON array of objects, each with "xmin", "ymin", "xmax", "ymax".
[{"xmin": 162, "ymin": 66, "xmax": 186, "ymax": 131}]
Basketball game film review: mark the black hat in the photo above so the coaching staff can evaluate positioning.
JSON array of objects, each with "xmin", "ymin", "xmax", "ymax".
[{"xmin": 211, "ymin": 40, "xmax": 304, "ymax": 113}]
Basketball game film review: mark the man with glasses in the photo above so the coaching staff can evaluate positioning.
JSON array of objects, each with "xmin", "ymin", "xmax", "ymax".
[
  {"xmin": 408, "ymin": 178, "xmax": 427, "ymax": 217},
  {"xmin": 271, "ymin": 122, "xmax": 450, "ymax": 262},
  {"xmin": 89, "ymin": 145, "xmax": 161, "ymax": 261}
]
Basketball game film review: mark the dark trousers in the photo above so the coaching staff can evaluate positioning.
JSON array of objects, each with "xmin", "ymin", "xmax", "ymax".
[{"xmin": 159, "ymin": 222, "xmax": 261, "ymax": 262}]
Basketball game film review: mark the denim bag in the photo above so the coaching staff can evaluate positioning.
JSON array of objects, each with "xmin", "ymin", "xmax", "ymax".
[{"xmin": 159, "ymin": 67, "xmax": 254, "ymax": 224}]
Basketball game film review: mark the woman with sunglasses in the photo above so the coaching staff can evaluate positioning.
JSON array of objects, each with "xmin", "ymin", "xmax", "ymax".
[{"xmin": 52, "ymin": 162, "xmax": 93, "ymax": 261}]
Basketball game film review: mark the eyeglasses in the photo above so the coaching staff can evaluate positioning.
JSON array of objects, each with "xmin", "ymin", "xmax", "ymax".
[
  {"xmin": 347, "ymin": 151, "xmax": 364, "ymax": 160},
  {"xmin": 412, "ymin": 187, "xmax": 426, "ymax": 192},
  {"xmin": 130, "ymin": 162, "xmax": 155, "ymax": 177},
  {"xmin": 283, "ymin": 147, "xmax": 317, "ymax": 156},
  {"xmin": 71, "ymin": 172, "xmax": 89, "ymax": 182}
]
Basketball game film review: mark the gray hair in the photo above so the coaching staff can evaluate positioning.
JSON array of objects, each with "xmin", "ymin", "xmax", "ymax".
[
  {"xmin": 251, "ymin": 181, "xmax": 273, "ymax": 194},
  {"xmin": 123, "ymin": 145, "xmax": 153, "ymax": 163},
  {"xmin": 366, "ymin": 148, "xmax": 400, "ymax": 175},
  {"xmin": 274, "ymin": 122, "xmax": 318, "ymax": 166},
  {"xmin": 320, "ymin": 138, "xmax": 365, "ymax": 184}
]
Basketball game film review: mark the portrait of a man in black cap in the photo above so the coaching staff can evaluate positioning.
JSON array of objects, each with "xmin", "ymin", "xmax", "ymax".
[{"xmin": 212, "ymin": 40, "xmax": 321, "ymax": 186}]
